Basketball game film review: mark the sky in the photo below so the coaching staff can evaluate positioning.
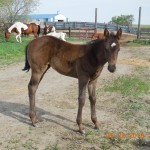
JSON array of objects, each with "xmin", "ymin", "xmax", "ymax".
[{"xmin": 34, "ymin": 0, "xmax": 150, "ymax": 25}]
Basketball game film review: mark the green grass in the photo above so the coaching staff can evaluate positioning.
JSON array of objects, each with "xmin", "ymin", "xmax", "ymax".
[
  {"xmin": 22, "ymin": 140, "xmax": 38, "ymax": 150},
  {"xmin": 127, "ymin": 39, "xmax": 150, "ymax": 46},
  {"xmin": 133, "ymin": 24, "xmax": 150, "ymax": 28},
  {"xmin": 44, "ymin": 144, "xmax": 60, "ymax": 150},
  {"xmin": 104, "ymin": 76, "xmax": 149, "ymax": 97},
  {"xmin": 127, "ymin": 102, "xmax": 144, "ymax": 110},
  {"xmin": 123, "ymin": 111, "xmax": 134, "ymax": 119},
  {"xmin": 132, "ymin": 39, "xmax": 150, "ymax": 45},
  {"xmin": 0, "ymin": 35, "xmax": 89, "ymax": 66},
  {"xmin": 0, "ymin": 35, "xmax": 32, "ymax": 66},
  {"xmin": 140, "ymin": 25, "xmax": 150, "ymax": 28},
  {"xmin": 121, "ymin": 102, "xmax": 145, "ymax": 119}
]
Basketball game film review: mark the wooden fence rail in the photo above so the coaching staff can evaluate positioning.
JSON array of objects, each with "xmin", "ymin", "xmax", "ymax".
[
  {"xmin": 1, "ymin": 21, "xmax": 150, "ymax": 39},
  {"xmin": 140, "ymin": 28, "xmax": 150, "ymax": 39},
  {"xmin": 46, "ymin": 21, "xmax": 138, "ymax": 34}
]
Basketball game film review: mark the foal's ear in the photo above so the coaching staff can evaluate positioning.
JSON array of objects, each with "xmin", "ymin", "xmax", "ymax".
[
  {"xmin": 104, "ymin": 28, "xmax": 109, "ymax": 38},
  {"xmin": 116, "ymin": 28, "xmax": 122, "ymax": 40}
]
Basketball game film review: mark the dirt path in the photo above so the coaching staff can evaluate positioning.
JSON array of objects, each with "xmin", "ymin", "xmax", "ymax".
[{"xmin": 0, "ymin": 46, "xmax": 149, "ymax": 150}]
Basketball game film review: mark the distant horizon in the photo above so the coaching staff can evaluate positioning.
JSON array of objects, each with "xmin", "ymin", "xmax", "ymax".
[
  {"xmin": 30, "ymin": 12, "xmax": 149, "ymax": 26},
  {"xmin": 32, "ymin": 11, "xmax": 149, "ymax": 25},
  {"xmin": 34, "ymin": 0, "xmax": 149, "ymax": 25}
]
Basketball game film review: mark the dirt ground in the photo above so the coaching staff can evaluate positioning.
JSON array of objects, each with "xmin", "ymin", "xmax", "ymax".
[{"xmin": 0, "ymin": 44, "xmax": 150, "ymax": 150}]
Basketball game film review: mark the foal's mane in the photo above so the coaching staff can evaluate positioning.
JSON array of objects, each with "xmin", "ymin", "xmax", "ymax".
[
  {"xmin": 87, "ymin": 38, "xmax": 103, "ymax": 45},
  {"xmin": 86, "ymin": 38, "xmax": 104, "ymax": 53},
  {"xmin": 87, "ymin": 31, "xmax": 116, "ymax": 46}
]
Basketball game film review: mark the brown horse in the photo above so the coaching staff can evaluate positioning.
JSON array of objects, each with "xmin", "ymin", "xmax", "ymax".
[
  {"xmin": 23, "ymin": 28, "xmax": 122, "ymax": 134},
  {"xmin": 43, "ymin": 22, "xmax": 54, "ymax": 35},
  {"xmin": 23, "ymin": 23, "xmax": 40, "ymax": 38},
  {"xmin": 92, "ymin": 33, "xmax": 104, "ymax": 40},
  {"xmin": 5, "ymin": 23, "xmax": 40, "ymax": 42}
]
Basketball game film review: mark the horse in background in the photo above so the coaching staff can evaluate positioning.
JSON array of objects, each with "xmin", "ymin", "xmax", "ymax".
[
  {"xmin": 43, "ymin": 22, "xmax": 54, "ymax": 35},
  {"xmin": 23, "ymin": 23, "xmax": 40, "ymax": 38},
  {"xmin": 5, "ymin": 22, "xmax": 28, "ymax": 43},
  {"xmin": 92, "ymin": 33, "xmax": 104, "ymax": 40},
  {"xmin": 5, "ymin": 22, "xmax": 40, "ymax": 43},
  {"xmin": 46, "ymin": 30, "xmax": 66, "ymax": 41},
  {"xmin": 45, "ymin": 25, "xmax": 66, "ymax": 41}
]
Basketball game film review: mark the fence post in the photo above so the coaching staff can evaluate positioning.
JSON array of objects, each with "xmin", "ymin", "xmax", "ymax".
[
  {"xmin": 137, "ymin": 7, "xmax": 142, "ymax": 39},
  {"xmin": 117, "ymin": 24, "xmax": 119, "ymax": 31},
  {"xmin": 69, "ymin": 27, "xmax": 71, "ymax": 38},
  {"xmin": 74, "ymin": 22, "xmax": 76, "ymax": 29},
  {"xmin": 95, "ymin": 8, "xmax": 97, "ymax": 33},
  {"xmin": 64, "ymin": 22, "xmax": 66, "ymax": 29},
  {"xmin": 104, "ymin": 23, "xmax": 107, "ymax": 29}
]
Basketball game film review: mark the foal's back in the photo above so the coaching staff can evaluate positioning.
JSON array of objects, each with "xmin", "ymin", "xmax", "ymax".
[
  {"xmin": 27, "ymin": 36, "xmax": 89, "ymax": 76},
  {"xmin": 28, "ymin": 36, "xmax": 87, "ymax": 58}
]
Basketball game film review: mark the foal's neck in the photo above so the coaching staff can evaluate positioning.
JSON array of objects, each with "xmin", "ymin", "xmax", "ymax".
[{"xmin": 89, "ymin": 40, "xmax": 107, "ymax": 67}]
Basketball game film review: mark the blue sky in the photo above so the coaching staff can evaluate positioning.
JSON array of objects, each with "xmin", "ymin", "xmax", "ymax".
[{"xmin": 34, "ymin": 0, "xmax": 150, "ymax": 24}]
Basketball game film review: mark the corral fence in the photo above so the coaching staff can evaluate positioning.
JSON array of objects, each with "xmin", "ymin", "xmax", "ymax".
[
  {"xmin": 44, "ymin": 22, "xmax": 150, "ymax": 39},
  {"xmin": 46, "ymin": 22, "xmax": 137, "ymax": 33},
  {"xmin": 43, "ymin": 21, "xmax": 138, "ymax": 38},
  {"xmin": 139, "ymin": 28, "xmax": 150, "ymax": 39},
  {"xmin": 1, "ymin": 21, "xmax": 149, "ymax": 39}
]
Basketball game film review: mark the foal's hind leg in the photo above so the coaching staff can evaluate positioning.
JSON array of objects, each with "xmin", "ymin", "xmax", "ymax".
[
  {"xmin": 28, "ymin": 66, "xmax": 50, "ymax": 126},
  {"xmin": 88, "ymin": 78, "xmax": 99, "ymax": 129},
  {"xmin": 76, "ymin": 77, "xmax": 89, "ymax": 134}
]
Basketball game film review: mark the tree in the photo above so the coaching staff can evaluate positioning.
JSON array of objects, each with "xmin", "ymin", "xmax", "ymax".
[
  {"xmin": 111, "ymin": 15, "xmax": 134, "ymax": 26},
  {"xmin": 0, "ymin": 0, "xmax": 39, "ymax": 25}
]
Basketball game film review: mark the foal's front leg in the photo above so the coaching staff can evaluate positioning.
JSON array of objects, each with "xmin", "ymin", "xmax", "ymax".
[
  {"xmin": 88, "ymin": 78, "xmax": 99, "ymax": 129},
  {"xmin": 76, "ymin": 77, "xmax": 89, "ymax": 134}
]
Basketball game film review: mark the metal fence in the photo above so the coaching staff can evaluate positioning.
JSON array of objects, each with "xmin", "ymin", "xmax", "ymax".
[
  {"xmin": 140, "ymin": 28, "xmax": 150, "ymax": 39},
  {"xmin": 46, "ymin": 21, "xmax": 138, "ymax": 34}
]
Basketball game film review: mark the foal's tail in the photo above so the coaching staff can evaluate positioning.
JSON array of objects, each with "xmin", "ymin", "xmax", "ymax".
[{"xmin": 22, "ymin": 45, "xmax": 30, "ymax": 72}]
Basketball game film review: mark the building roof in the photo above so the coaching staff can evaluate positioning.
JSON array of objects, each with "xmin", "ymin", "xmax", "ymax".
[{"xmin": 29, "ymin": 14, "xmax": 58, "ymax": 19}]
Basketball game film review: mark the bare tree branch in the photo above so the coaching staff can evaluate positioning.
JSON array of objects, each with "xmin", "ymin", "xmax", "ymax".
[{"xmin": 0, "ymin": 0, "xmax": 39, "ymax": 24}]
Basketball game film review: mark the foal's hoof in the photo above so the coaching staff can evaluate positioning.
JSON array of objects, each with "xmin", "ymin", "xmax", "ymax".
[
  {"xmin": 32, "ymin": 120, "xmax": 39, "ymax": 127},
  {"xmin": 32, "ymin": 123, "xmax": 38, "ymax": 127},
  {"xmin": 94, "ymin": 127, "xmax": 99, "ymax": 130},
  {"xmin": 79, "ymin": 130, "xmax": 86, "ymax": 134}
]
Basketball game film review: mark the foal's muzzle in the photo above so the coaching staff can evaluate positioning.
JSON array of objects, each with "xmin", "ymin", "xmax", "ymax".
[{"xmin": 108, "ymin": 64, "xmax": 116, "ymax": 73}]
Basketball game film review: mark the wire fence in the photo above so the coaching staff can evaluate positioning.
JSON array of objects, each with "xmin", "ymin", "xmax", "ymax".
[{"xmin": 46, "ymin": 21, "xmax": 138, "ymax": 34}]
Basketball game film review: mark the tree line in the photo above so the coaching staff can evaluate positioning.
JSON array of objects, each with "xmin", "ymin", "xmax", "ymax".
[
  {"xmin": 110, "ymin": 15, "xmax": 134, "ymax": 26},
  {"xmin": 0, "ymin": 0, "xmax": 39, "ymax": 27},
  {"xmin": 0, "ymin": 0, "xmax": 134, "ymax": 29}
]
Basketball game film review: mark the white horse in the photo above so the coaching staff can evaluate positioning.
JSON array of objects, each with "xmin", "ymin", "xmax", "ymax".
[
  {"xmin": 46, "ymin": 30, "xmax": 66, "ymax": 41},
  {"xmin": 7, "ymin": 22, "xmax": 28, "ymax": 43}
]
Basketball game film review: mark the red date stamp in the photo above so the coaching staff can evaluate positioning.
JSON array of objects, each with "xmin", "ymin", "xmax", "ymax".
[{"xmin": 105, "ymin": 132, "xmax": 150, "ymax": 139}]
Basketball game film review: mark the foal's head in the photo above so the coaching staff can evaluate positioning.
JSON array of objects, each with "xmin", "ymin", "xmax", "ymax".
[{"xmin": 103, "ymin": 28, "xmax": 122, "ymax": 73}]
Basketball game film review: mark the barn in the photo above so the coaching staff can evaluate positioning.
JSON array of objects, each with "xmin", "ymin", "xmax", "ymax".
[{"xmin": 28, "ymin": 12, "xmax": 68, "ymax": 24}]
